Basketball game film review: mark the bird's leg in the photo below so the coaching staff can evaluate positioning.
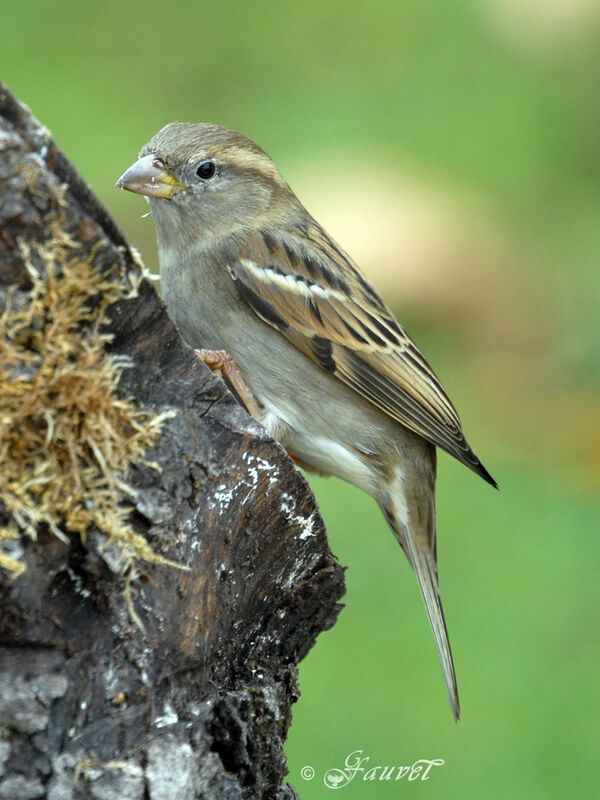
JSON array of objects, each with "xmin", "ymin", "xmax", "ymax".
[
  {"xmin": 197, "ymin": 349, "xmax": 327, "ymax": 474},
  {"xmin": 195, "ymin": 348, "xmax": 262, "ymax": 418}
]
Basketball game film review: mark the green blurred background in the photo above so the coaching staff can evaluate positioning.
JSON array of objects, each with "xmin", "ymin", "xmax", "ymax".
[{"xmin": 3, "ymin": 1, "xmax": 599, "ymax": 797}]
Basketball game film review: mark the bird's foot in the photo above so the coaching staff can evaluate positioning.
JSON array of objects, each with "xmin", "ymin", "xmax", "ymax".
[{"xmin": 195, "ymin": 348, "xmax": 262, "ymax": 418}]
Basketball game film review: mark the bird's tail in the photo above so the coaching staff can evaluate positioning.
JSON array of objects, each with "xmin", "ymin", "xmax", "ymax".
[
  {"xmin": 383, "ymin": 473, "xmax": 460, "ymax": 720},
  {"xmin": 407, "ymin": 537, "xmax": 460, "ymax": 721}
]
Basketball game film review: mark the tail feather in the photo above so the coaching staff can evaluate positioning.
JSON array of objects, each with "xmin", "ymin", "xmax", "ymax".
[
  {"xmin": 406, "ymin": 540, "xmax": 460, "ymax": 721},
  {"xmin": 382, "ymin": 451, "xmax": 460, "ymax": 720}
]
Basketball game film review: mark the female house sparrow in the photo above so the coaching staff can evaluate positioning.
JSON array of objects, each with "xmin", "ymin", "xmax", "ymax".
[{"xmin": 116, "ymin": 123, "xmax": 497, "ymax": 720}]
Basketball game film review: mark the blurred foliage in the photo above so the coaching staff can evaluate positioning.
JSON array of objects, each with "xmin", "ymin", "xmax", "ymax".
[{"xmin": 2, "ymin": 1, "xmax": 599, "ymax": 797}]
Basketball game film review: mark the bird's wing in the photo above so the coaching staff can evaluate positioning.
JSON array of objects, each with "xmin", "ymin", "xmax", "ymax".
[{"xmin": 229, "ymin": 224, "xmax": 496, "ymax": 485}]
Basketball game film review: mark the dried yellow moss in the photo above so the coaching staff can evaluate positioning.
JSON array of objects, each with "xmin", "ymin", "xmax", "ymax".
[{"xmin": 0, "ymin": 233, "xmax": 175, "ymax": 577}]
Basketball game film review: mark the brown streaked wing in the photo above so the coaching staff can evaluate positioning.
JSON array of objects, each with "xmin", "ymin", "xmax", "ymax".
[{"xmin": 229, "ymin": 225, "xmax": 496, "ymax": 485}]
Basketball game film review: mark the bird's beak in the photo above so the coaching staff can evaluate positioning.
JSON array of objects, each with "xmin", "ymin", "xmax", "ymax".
[{"xmin": 115, "ymin": 154, "xmax": 184, "ymax": 198}]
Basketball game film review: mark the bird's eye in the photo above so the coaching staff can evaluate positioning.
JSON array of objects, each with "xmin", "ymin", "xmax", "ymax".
[{"xmin": 195, "ymin": 159, "xmax": 216, "ymax": 180}]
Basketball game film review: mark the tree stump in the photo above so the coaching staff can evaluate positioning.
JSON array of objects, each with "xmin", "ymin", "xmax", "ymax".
[{"xmin": 0, "ymin": 81, "xmax": 345, "ymax": 800}]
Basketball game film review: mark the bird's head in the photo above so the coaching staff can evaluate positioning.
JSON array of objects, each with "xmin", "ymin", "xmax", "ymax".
[{"xmin": 116, "ymin": 122, "xmax": 295, "ymax": 242}]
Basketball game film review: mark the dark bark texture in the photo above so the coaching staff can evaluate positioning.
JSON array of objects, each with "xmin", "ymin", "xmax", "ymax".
[{"xmin": 0, "ymin": 82, "xmax": 345, "ymax": 799}]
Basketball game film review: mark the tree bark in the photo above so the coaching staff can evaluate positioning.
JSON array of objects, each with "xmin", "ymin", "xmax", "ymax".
[{"xmin": 0, "ymin": 81, "xmax": 344, "ymax": 800}]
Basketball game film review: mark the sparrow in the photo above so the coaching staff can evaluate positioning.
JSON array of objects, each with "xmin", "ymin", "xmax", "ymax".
[{"xmin": 116, "ymin": 123, "xmax": 497, "ymax": 720}]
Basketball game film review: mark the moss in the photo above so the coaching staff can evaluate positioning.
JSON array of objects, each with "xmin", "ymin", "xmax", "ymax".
[{"xmin": 0, "ymin": 231, "xmax": 176, "ymax": 577}]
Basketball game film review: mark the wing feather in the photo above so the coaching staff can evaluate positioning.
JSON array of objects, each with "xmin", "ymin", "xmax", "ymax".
[{"xmin": 228, "ymin": 225, "xmax": 496, "ymax": 486}]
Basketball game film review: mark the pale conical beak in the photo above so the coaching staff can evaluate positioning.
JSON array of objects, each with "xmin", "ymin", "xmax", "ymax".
[{"xmin": 115, "ymin": 154, "xmax": 184, "ymax": 198}]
